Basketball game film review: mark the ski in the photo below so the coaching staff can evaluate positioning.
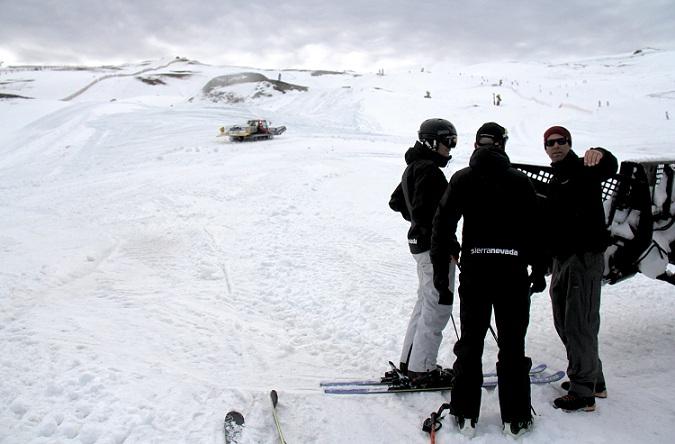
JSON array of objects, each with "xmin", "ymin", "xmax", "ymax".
[
  {"xmin": 320, "ymin": 363, "xmax": 546, "ymax": 387},
  {"xmin": 482, "ymin": 370, "xmax": 566, "ymax": 389},
  {"xmin": 484, "ymin": 362, "xmax": 547, "ymax": 378},
  {"xmin": 323, "ymin": 384, "xmax": 453, "ymax": 395},
  {"xmin": 270, "ymin": 390, "xmax": 288, "ymax": 444},
  {"xmin": 323, "ymin": 370, "xmax": 565, "ymax": 395},
  {"xmin": 224, "ymin": 410, "xmax": 245, "ymax": 444}
]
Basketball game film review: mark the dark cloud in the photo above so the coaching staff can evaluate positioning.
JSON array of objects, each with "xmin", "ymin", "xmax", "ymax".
[{"xmin": 1, "ymin": 0, "xmax": 674, "ymax": 69}]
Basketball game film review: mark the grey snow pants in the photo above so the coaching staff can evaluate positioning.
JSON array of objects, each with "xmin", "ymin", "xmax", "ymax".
[
  {"xmin": 550, "ymin": 252, "xmax": 606, "ymax": 397},
  {"xmin": 400, "ymin": 251, "xmax": 456, "ymax": 372}
]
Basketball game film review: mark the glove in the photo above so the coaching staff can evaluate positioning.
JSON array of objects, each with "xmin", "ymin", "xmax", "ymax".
[
  {"xmin": 529, "ymin": 273, "xmax": 546, "ymax": 294},
  {"xmin": 438, "ymin": 287, "xmax": 454, "ymax": 306}
]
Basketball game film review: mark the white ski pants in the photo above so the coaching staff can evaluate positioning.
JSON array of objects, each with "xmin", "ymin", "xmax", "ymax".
[{"xmin": 400, "ymin": 251, "xmax": 456, "ymax": 372}]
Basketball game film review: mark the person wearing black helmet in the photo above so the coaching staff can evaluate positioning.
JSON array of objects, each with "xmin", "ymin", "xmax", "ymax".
[
  {"xmin": 431, "ymin": 122, "xmax": 544, "ymax": 438},
  {"xmin": 388, "ymin": 118, "xmax": 458, "ymax": 387}
]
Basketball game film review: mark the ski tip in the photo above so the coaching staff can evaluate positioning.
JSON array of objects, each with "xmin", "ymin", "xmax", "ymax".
[
  {"xmin": 225, "ymin": 410, "xmax": 245, "ymax": 426},
  {"xmin": 531, "ymin": 363, "xmax": 547, "ymax": 372},
  {"xmin": 270, "ymin": 389, "xmax": 279, "ymax": 406}
]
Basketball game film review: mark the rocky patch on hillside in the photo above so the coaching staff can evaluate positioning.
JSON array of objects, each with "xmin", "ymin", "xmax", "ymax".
[{"xmin": 202, "ymin": 72, "xmax": 308, "ymax": 103}]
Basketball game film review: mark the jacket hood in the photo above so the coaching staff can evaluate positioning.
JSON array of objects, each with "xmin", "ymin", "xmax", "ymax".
[
  {"xmin": 405, "ymin": 141, "xmax": 449, "ymax": 168},
  {"xmin": 469, "ymin": 145, "xmax": 511, "ymax": 174}
]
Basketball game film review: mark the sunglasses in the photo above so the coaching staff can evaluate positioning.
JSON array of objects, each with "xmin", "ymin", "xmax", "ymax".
[{"xmin": 545, "ymin": 137, "xmax": 568, "ymax": 147}]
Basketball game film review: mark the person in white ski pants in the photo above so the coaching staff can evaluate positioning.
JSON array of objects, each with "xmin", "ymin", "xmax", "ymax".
[
  {"xmin": 400, "ymin": 253, "xmax": 456, "ymax": 372},
  {"xmin": 389, "ymin": 118, "xmax": 459, "ymax": 378}
]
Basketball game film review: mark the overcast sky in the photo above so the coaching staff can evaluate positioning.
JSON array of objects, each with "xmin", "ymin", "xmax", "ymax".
[{"xmin": 1, "ymin": 0, "xmax": 674, "ymax": 71}]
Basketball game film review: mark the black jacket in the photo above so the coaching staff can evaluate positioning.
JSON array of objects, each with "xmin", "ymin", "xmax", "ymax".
[
  {"xmin": 546, "ymin": 148, "xmax": 618, "ymax": 259},
  {"xmin": 389, "ymin": 142, "xmax": 449, "ymax": 254},
  {"xmin": 430, "ymin": 146, "xmax": 542, "ymax": 289}
]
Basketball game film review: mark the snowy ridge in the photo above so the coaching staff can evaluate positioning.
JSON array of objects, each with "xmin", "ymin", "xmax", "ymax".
[{"xmin": 1, "ymin": 51, "xmax": 675, "ymax": 443}]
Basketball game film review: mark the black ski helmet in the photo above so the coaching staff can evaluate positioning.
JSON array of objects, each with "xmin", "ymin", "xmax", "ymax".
[{"xmin": 418, "ymin": 118, "xmax": 457, "ymax": 151}]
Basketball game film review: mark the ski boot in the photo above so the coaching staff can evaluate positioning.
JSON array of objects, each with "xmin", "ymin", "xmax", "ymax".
[
  {"xmin": 553, "ymin": 392, "xmax": 596, "ymax": 412},
  {"xmin": 455, "ymin": 415, "xmax": 477, "ymax": 438},
  {"xmin": 503, "ymin": 418, "xmax": 533, "ymax": 437}
]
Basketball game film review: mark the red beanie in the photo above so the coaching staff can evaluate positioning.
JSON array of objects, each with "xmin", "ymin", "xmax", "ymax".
[{"xmin": 543, "ymin": 126, "xmax": 572, "ymax": 147}]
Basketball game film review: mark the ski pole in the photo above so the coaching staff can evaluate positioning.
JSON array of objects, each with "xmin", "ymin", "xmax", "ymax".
[
  {"xmin": 430, "ymin": 411, "xmax": 437, "ymax": 444},
  {"xmin": 449, "ymin": 258, "xmax": 461, "ymax": 342},
  {"xmin": 450, "ymin": 313, "xmax": 460, "ymax": 341},
  {"xmin": 422, "ymin": 403, "xmax": 451, "ymax": 440},
  {"xmin": 270, "ymin": 390, "xmax": 287, "ymax": 444},
  {"xmin": 489, "ymin": 324, "xmax": 498, "ymax": 343}
]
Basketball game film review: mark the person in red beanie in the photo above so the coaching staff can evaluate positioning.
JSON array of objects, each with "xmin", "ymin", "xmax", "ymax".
[{"xmin": 541, "ymin": 126, "xmax": 617, "ymax": 412}]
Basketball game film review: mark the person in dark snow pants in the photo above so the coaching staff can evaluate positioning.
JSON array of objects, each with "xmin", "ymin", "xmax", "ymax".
[
  {"xmin": 431, "ymin": 122, "xmax": 545, "ymax": 438},
  {"xmin": 542, "ymin": 125, "xmax": 617, "ymax": 412}
]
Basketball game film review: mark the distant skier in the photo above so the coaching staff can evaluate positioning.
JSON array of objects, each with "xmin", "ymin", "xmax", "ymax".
[
  {"xmin": 431, "ymin": 122, "xmax": 545, "ymax": 438},
  {"xmin": 389, "ymin": 118, "xmax": 458, "ymax": 387},
  {"xmin": 541, "ymin": 126, "xmax": 617, "ymax": 412}
]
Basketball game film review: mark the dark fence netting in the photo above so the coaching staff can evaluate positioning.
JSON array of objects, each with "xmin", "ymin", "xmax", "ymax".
[{"xmin": 513, "ymin": 160, "xmax": 675, "ymax": 286}]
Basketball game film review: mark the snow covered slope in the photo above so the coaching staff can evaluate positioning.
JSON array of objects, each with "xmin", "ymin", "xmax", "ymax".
[{"xmin": 1, "ymin": 51, "xmax": 674, "ymax": 443}]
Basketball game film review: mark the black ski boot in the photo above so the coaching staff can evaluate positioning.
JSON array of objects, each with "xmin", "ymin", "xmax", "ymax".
[
  {"xmin": 553, "ymin": 392, "xmax": 596, "ymax": 412},
  {"xmin": 503, "ymin": 418, "xmax": 533, "ymax": 437},
  {"xmin": 455, "ymin": 415, "xmax": 477, "ymax": 438}
]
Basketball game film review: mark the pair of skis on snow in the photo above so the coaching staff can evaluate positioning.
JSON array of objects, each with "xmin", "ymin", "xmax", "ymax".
[
  {"xmin": 320, "ymin": 362, "xmax": 564, "ymax": 395},
  {"xmin": 223, "ymin": 365, "xmax": 564, "ymax": 442},
  {"xmin": 224, "ymin": 390, "xmax": 287, "ymax": 444}
]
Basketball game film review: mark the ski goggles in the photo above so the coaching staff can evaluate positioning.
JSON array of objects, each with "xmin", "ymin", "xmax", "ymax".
[
  {"xmin": 476, "ymin": 132, "xmax": 508, "ymax": 147},
  {"xmin": 545, "ymin": 137, "xmax": 569, "ymax": 147},
  {"xmin": 476, "ymin": 135, "xmax": 496, "ymax": 147},
  {"xmin": 440, "ymin": 135, "xmax": 458, "ymax": 149}
]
